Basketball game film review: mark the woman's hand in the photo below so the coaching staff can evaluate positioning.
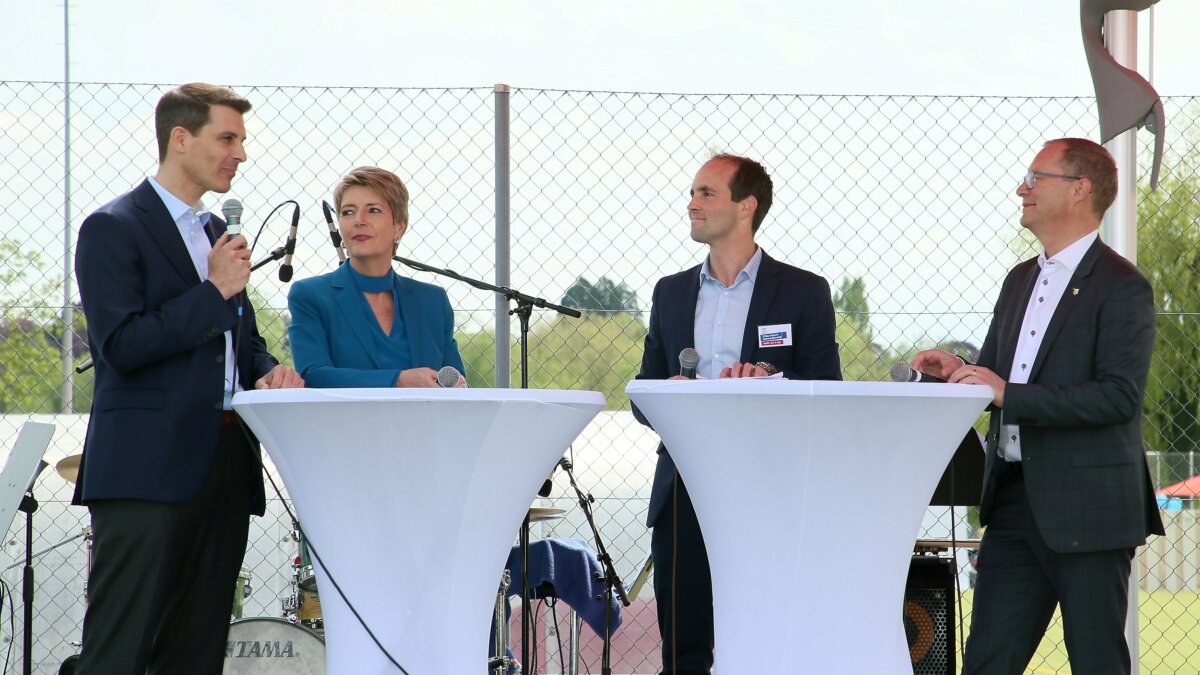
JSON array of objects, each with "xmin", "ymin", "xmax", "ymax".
[{"xmin": 395, "ymin": 367, "xmax": 439, "ymax": 388}]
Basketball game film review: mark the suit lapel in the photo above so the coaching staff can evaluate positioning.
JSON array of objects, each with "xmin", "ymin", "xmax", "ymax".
[
  {"xmin": 1027, "ymin": 239, "xmax": 1104, "ymax": 380},
  {"xmin": 741, "ymin": 253, "xmax": 779, "ymax": 362},
  {"xmin": 393, "ymin": 274, "xmax": 426, "ymax": 368},
  {"xmin": 331, "ymin": 265, "xmax": 384, "ymax": 369},
  {"xmin": 133, "ymin": 180, "xmax": 202, "ymax": 286},
  {"xmin": 996, "ymin": 261, "xmax": 1040, "ymax": 378}
]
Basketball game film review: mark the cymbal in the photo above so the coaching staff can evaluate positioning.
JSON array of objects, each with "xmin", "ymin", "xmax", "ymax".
[
  {"xmin": 56, "ymin": 454, "xmax": 82, "ymax": 484},
  {"xmin": 528, "ymin": 507, "xmax": 565, "ymax": 523}
]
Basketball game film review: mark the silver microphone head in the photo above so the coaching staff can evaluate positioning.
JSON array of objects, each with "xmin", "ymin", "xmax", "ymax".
[
  {"xmin": 221, "ymin": 199, "xmax": 243, "ymax": 236},
  {"xmin": 436, "ymin": 366, "xmax": 462, "ymax": 388},
  {"xmin": 679, "ymin": 347, "xmax": 700, "ymax": 371},
  {"xmin": 889, "ymin": 361, "xmax": 914, "ymax": 382}
]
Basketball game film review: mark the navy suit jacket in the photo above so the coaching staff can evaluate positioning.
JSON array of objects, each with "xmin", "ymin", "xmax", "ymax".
[
  {"xmin": 74, "ymin": 179, "xmax": 278, "ymax": 514},
  {"xmin": 287, "ymin": 262, "xmax": 464, "ymax": 388},
  {"xmin": 976, "ymin": 238, "xmax": 1164, "ymax": 552},
  {"xmin": 633, "ymin": 251, "xmax": 842, "ymax": 527}
]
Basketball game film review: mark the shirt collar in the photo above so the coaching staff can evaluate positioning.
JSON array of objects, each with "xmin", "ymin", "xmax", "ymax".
[
  {"xmin": 1037, "ymin": 230, "xmax": 1098, "ymax": 274},
  {"xmin": 148, "ymin": 177, "xmax": 210, "ymax": 228},
  {"xmin": 699, "ymin": 246, "xmax": 764, "ymax": 287}
]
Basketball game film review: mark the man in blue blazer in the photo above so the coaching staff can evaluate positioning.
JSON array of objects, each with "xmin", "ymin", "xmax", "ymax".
[
  {"xmin": 633, "ymin": 154, "xmax": 842, "ymax": 674},
  {"xmin": 73, "ymin": 83, "xmax": 303, "ymax": 674},
  {"xmin": 915, "ymin": 138, "xmax": 1163, "ymax": 675}
]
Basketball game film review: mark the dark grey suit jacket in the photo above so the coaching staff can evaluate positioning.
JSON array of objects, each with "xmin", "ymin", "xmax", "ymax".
[
  {"xmin": 976, "ymin": 238, "xmax": 1164, "ymax": 553},
  {"xmin": 632, "ymin": 251, "xmax": 842, "ymax": 527}
]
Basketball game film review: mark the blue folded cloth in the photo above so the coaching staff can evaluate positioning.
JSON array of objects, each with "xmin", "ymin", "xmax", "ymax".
[{"xmin": 504, "ymin": 537, "xmax": 624, "ymax": 637}]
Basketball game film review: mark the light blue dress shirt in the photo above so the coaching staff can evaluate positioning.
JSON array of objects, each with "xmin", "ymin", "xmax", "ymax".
[
  {"xmin": 693, "ymin": 247, "xmax": 763, "ymax": 379},
  {"xmin": 148, "ymin": 177, "xmax": 240, "ymax": 408}
]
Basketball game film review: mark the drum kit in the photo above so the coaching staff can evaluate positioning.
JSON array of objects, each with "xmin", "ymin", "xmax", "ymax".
[{"xmin": 50, "ymin": 454, "xmax": 569, "ymax": 674}]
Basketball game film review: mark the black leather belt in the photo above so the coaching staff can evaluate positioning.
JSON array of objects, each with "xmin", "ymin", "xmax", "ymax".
[{"xmin": 1003, "ymin": 460, "xmax": 1023, "ymax": 480}]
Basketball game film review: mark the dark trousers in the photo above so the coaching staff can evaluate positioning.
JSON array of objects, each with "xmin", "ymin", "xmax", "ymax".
[
  {"xmin": 76, "ymin": 426, "xmax": 257, "ymax": 675},
  {"xmin": 650, "ymin": 476, "xmax": 713, "ymax": 675},
  {"xmin": 963, "ymin": 463, "xmax": 1135, "ymax": 675}
]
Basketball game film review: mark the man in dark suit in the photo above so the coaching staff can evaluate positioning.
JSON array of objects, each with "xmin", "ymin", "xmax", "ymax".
[
  {"xmin": 73, "ymin": 83, "xmax": 304, "ymax": 673},
  {"xmin": 914, "ymin": 138, "xmax": 1163, "ymax": 675},
  {"xmin": 633, "ymin": 154, "xmax": 842, "ymax": 674}
]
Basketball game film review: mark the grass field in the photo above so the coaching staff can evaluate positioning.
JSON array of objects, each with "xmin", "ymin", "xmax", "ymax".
[{"xmin": 954, "ymin": 590, "xmax": 1200, "ymax": 674}]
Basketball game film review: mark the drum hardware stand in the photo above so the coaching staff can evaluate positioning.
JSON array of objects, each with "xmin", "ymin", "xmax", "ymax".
[
  {"xmin": 558, "ymin": 458, "xmax": 630, "ymax": 675},
  {"xmin": 393, "ymin": 254, "xmax": 582, "ymax": 671},
  {"xmin": 490, "ymin": 570, "xmax": 517, "ymax": 675}
]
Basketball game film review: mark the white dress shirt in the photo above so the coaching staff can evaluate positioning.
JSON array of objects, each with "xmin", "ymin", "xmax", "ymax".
[{"xmin": 999, "ymin": 230, "xmax": 1098, "ymax": 462}]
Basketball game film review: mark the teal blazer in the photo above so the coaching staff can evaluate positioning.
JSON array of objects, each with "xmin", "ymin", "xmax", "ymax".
[{"xmin": 287, "ymin": 262, "xmax": 465, "ymax": 388}]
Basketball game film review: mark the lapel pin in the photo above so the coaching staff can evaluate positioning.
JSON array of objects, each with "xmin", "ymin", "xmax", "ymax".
[{"xmin": 1072, "ymin": 288, "xmax": 1080, "ymax": 296}]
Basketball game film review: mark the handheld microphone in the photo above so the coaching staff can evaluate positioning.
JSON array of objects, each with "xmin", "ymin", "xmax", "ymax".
[
  {"xmin": 322, "ymin": 200, "xmax": 346, "ymax": 264},
  {"xmin": 679, "ymin": 348, "xmax": 700, "ymax": 379},
  {"xmin": 221, "ymin": 199, "xmax": 243, "ymax": 238},
  {"xmin": 436, "ymin": 366, "xmax": 463, "ymax": 388},
  {"xmin": 889, "ymin": 361, "xmax": 947, "ymax": 384},
  {"xmin": 279, "ymin": 203, "xmax": 299, "ymax": 282}
]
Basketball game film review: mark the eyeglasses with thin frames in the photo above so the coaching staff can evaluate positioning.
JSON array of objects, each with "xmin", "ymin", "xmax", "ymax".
[{"xmin": 1023, "ymin": 170, "xmax": 1082, "ymax": 190}]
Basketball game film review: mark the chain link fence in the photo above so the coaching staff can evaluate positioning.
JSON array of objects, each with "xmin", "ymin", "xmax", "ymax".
[{"xmin": 1, "ymin": 82, "xmax": 1198, "ymax": 673}]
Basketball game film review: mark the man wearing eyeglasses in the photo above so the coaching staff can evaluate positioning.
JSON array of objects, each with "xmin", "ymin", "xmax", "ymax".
[{"xmin": 912, "ymin": 137, "xmax": 1162, "ymax": 675}]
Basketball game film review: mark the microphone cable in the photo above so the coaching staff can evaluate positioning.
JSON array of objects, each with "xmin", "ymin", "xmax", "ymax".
[{"xmin": 234, "ymin": 421, "xmax": 412, "ymax": 674}]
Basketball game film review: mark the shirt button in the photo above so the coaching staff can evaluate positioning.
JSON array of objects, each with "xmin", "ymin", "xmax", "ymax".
[
  {"xmin": 717, "ymin": 321, "xmax": 724, "ymax": 326},
  {"xmin": 1042, "ymin": 279, "xmax": 1048, "ymax": 285},
  {"xmin": 713, "ymin": 353, "xmax": 719, "ymax": 359},
  {"xmin": 1038, "ymin": 297, "xmax": 1044, "ymax": 302},
  {"xmin": 1030, "ymin": 330, "xmax": 1037, "ymax": 336},
  {"xmin": 1021, "ymin": 363, "xmax": 1027, "ymax": 370},
  {"xmin": 1011, "ymin": 435, "xmax": 1017, "ymax": 441},
  {"xmin": 722, "ymin": 291, "xmax": 729, "ymax": 297}
]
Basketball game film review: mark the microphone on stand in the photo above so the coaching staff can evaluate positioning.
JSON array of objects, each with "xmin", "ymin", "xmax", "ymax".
[
  {"xmin": 679, "ymin": 347, "xmax": 700, "ymax": 379},
  {"xmin": 221, "ymin": 199, "xmax": 243, "ymax": 238},
  {"xmin": 279, "ymin": 203, "xmax": 299, "ymax": 282},
  {"xmin": 436, "ymin": 366, "xmax": 464, "ymax": 388},
  {"xmin": 322, "ymin": 200, "xmax": 346, "ymax": 264},
  {"xmin": 889, "ymin": 361, "xmax": 947, "ymax": 384}
]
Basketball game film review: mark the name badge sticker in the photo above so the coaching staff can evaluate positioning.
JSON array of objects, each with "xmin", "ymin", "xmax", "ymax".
[{"xmin": 758, "ymin": 323, "xmax": 793, "ymax": 348}]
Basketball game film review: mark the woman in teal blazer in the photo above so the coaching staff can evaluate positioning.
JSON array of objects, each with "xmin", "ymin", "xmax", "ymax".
[{"xmin": 288, "ymin": 167, "xmax": 465, "ymax": 388}]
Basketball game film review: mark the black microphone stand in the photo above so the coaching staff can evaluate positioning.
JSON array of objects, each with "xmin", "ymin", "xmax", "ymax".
[
  {"xmin": 18, "ymin": 493, "xmax": 36, "ymax": 675},
  {"xmin": 558, "ymin": 458, "xmax": 629, "ymax": 675},
  {"xmin": 393, "ymin": 255, "xmax": 580, "ymax": 673}
]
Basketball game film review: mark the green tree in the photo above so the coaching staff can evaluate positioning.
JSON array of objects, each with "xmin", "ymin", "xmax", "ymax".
[
  {"xmin": 459, "ymin": 313, "xmax": 646, "ymax": 410},
  {"xmin": 1138, "ymin": 169, "xmax": 1200, "ymax": 473},
  {"xmin": 560, "ymin": 276, "xmax": 640, "ymax": 316},
  {"xmin": 834, "ymin": 277, "xmax": 872, "ymax": 336},
  {"xmin": 0, "ymin": 239, "xmax": 64, "ymax": 413}
]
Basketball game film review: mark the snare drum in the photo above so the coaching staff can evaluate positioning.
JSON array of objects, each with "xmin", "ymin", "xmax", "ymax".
[{"xmin": 224, "ymin": 618, "xmax": 325, "ymax": 674}]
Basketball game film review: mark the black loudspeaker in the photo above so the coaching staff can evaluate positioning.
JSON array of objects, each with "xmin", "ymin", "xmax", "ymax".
[{"xmin": 904, "ymin": 556, "xmax": 955, "ymax": 675}]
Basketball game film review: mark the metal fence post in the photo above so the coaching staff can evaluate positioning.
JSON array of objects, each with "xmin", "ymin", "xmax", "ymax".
[
  {"xmin": 1100, "ymin": 11, "xmax": 1141, "ymax": 671},
  {"xmin": 494, "ymin": 83, "xmax": 511, "ymax": 388}
]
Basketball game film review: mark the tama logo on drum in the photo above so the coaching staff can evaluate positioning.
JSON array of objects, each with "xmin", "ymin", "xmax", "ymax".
[{"xmin": 225, "ymin": 639, "xmax": 301, "ymax": 658}]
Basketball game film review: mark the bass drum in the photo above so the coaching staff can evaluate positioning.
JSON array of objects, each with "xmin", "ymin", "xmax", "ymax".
[{"xmin": 224, "ymin": 618, "xmax": 325, "ymax": 674}]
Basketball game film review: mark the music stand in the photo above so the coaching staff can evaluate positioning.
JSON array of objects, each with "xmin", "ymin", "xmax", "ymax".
[{"xmin": 0, "ymin": 421, "xmax": 56, "ymax": 675}]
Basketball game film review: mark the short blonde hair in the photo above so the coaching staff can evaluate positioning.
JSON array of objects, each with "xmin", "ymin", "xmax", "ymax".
[{"xmin": 332, "ymin": 166, "xmax": 410, "ymax": 226}]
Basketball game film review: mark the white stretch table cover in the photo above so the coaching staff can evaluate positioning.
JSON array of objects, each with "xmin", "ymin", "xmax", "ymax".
[
  {"xmin": 626, "ymin": 379, "xmax": 991, "ymax": 674},
  {"xmin": 233, "ymin": 388, "xmax": 605, "ymax": 674}
]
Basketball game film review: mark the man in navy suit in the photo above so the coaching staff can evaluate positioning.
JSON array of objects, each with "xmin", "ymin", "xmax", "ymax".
[
  {"xmin": 633, "ymin": 154, "xmax": 841, "ymax": 674},
  {"xmin": 73, "ymin": 83, "xmax": 303, "ymax": 673},
  {"xmin": 914, "ymin": 138, "xmax": 1163, "ymax": 674}
]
